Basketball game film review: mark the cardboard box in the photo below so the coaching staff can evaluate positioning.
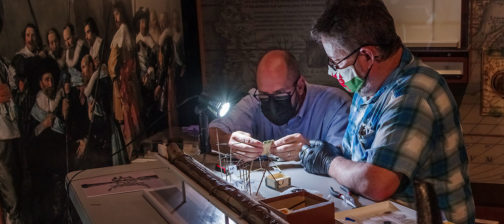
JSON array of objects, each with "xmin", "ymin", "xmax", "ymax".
[
  {"xmin": 260, "ymin": 191, "xmax": 334, "ymax": 224},
  {"xmin": 265, "ymin": 173, "xmax": 291, "ymax": 190}
]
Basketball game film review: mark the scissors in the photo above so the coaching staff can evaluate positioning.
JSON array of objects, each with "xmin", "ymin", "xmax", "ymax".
[{"xmin": 329, "ymin": 186, "xmax": 358, "ymax": 208}]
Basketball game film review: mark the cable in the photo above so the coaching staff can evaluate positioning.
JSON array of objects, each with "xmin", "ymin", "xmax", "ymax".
[
  {"xmin": 61, "ymin": 7, "xmax": 202, "ymax": 220},
  {"xmin": 63, "ymin": 93, "xmax": 199, "ymax": 223},
  {"xmin": 64, "ymin": 169, "xmax": 85, "ymax": 224},
  {"xmin": 176, "ymin": 94, "xmax": 198, "ymax": 109},
  {"xmin": 63, "ymin": 105, "xmax": 166, "ymax": 223},
  {"xmin": 64, "ymin": 4, "xmax": 111, "ymax": 223},
  {"xmin": 79, "ymin": 47, "xmax": 105, "ymax": 160}
]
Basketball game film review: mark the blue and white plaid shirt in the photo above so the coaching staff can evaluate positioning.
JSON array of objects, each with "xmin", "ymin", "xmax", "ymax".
[{"xmin": 341, "ymin": 47, "xmax": 474, "ymax": 223}]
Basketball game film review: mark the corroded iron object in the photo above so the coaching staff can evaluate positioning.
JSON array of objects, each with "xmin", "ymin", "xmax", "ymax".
[{"xmin": 165, "ymin": 143, "xmax": 288, "ymax": 224}]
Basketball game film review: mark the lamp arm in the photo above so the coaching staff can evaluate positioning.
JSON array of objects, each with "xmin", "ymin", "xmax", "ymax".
[{"xmin": 177, "ymin": 94, "xmax": 199, "ymax": 109}]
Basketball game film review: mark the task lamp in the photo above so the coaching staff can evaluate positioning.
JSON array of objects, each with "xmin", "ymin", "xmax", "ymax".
[{"xmin": 195, "ymin": 94, "xmax": 231, "ymax": 154}]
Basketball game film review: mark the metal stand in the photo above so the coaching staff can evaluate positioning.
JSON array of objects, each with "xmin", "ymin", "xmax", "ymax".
[{"xmin": 171, "ymin": 181, "xmax": 187, "ymax": 213}]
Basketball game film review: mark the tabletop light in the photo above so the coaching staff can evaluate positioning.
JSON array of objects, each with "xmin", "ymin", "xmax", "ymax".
[{"xmin": 195, "ymin": 93, "xmax": 232, "ymax": 154}]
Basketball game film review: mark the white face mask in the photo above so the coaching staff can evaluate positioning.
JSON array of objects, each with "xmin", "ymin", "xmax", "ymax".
[{"xmin": 328, "ymin": 62, "xmax": 365, "ymax": 93}]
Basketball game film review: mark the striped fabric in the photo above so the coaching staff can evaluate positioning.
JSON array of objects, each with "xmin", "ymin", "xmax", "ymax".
[{"xmin": 341, "ymin": 47, "xmax": 475, "ymax": 223}]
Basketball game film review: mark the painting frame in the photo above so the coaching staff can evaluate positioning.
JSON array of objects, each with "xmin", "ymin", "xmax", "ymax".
[{"xmin": 481, "ymin": 51, "xmax": 504, "ymax": 117}]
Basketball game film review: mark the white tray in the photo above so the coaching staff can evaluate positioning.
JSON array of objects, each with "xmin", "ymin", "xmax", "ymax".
[{"xmin": 334, "ymin": 201, "xmax": 416, "ymax": 224}]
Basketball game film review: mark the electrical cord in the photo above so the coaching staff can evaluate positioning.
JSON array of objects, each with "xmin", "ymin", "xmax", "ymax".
[
  {"xmin": 63, "ymin": 4, "xmax": 112, "ymax": 222},
  {"xmin": 64, "ymin": 169, "xmax": 86, "ymax": 223},
  {"xmin": 61, "ymin": 29, "xmax": 200, "ymax": 220},
  {"xmin": 61, "ymin": 61, "xmax": 200, "ymax": 222},
  {"xmin": 62, "ymin": 108, "xmax": 170, "ymax": 223}
]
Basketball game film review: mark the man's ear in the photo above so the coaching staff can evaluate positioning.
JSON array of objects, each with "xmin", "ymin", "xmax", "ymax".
[
  {"xmin": 359, "ymin": 46, "xmax": 379, "ymax": 70},
  {"xmin": 359, "ymin": 46, "xmax": 379, "ymax": 64}
]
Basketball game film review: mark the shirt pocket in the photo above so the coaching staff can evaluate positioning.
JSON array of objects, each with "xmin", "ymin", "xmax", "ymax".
[{"xmin": 358, "ymin": 129, "xmax": 376, "ymax": 150}]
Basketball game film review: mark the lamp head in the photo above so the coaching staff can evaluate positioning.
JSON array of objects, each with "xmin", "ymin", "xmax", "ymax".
[
  {"xmin": 197, "ymin": 94, "xmax": 230, "ymax": 118},
  {"xmin": 219, "ymin": 102, "xmax": 230, "ymax": 117},
  {"xmin": 196, "ymin": 93, "xmax": 232, "ymax": 154}
]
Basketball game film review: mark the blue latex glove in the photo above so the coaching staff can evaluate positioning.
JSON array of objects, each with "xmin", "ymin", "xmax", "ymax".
[{"xmin": 299, "ymin": 140, "xmax": 343, "ymax": 176}]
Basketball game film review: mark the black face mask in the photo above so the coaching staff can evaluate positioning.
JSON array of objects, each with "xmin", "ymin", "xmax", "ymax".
[{"xmin": 260, "ymin": 93, "xmax": 297, "ymax": 126}]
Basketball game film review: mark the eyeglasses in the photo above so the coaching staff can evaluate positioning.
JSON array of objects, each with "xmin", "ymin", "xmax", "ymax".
[
  {"xmin": 253, "ymin": 88, "xmax": 295, "ymax": 102},
  {"xmin": 329, "ymin": 43, "xmax": 385, "ymax": 71},
  {"xmin": 253, "ymin": 76, "xmax": 300, "ymax": 102},
  {"xmin": 328, "ymin": 46, "xmax": 362, "ymax": 70}
]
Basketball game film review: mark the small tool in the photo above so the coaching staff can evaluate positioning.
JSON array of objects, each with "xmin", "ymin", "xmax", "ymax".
[
  {"xmin": 329, "ymin": 186, "xmax": 357, "ymax": 208},
  {"xmin": 339, "ymin": 186, "xmax": 360, "ymax": 208}
]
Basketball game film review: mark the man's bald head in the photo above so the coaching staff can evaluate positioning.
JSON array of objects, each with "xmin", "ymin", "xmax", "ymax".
[{"xmin": 256, "ymin": 50, "xmax": 300, "ymax": 93}]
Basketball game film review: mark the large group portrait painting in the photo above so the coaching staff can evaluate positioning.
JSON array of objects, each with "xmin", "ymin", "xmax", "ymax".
[{"xmin": 0, "ymin": 0, "xmax": 201, "ymax": 222}]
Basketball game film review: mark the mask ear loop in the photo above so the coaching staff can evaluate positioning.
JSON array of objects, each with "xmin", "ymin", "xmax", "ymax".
[
  {"xmin": 358, "ymin": 47, "xmax": 375, "ymax": 84},
  {"xmin": 352, "ymin": 48, "xmax": 373, "ymax": 94},
  {"xmin": 363, "ymin": 63, "xmax": 373, "ymax": 80},
  {"xmin": 358, "ymin": 63, "xmax": 374, "ymax": 94}
]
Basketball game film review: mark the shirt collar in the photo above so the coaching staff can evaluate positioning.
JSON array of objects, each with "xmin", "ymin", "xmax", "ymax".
[
  {"xmin": 294, "ymin": 81, "xmax": 312, "ymax": 120},
  {"xmin": 363, "ymin": 46, "xmax": 414, "ymax": 104},
  {"xmin": 19, "ymin": 46, "xmax": 35, "ymax": 57}
]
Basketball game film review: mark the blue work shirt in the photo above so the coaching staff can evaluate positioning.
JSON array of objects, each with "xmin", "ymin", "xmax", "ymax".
[{"xmin": 210, "ymin": 82, "xmax": 351, "ymax": 147}]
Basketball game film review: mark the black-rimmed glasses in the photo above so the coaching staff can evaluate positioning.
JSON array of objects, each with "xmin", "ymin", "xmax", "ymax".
[
  {"xmin": 328, "ymin": 44, "xmax": 382, "ymax": 70},
  {"xmin": 328, "ymin": 46, "xmax": 362, "ymax": 70},
  {"xmin": 252, "ymin": 88, "xmax": 295, "ymax": 102}
]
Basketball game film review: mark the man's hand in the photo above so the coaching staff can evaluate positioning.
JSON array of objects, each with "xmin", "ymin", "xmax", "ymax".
[
  {"xmin": 42, "ymin": 113, "xmax": 56, "ymax": 128},
  {"xmin": 142, "ymin": 67, "xmax": 155, "ymax": 86},
  {"xmin": 154, "ymin": 85, "xmax": 162, "ymax": 101},
  {"xmin": 270, "ymin": 133, "xmax": 308, "ymax": 161},
  {"xmin": 0, "ymin": 83, "xmax": 12, "ymax": 103},
  {"xmin": 64, "ymin": 83, "xmax": 71, "ymax": 96},
  {"xmin": 62, "ymin": 98, "xmax": 70, "ymax": 120},
  {"xmin": 78, "ymin": 87, "xmax": 86, "ymax": 105},
  {"xmin": 18, "ymin": 80, "xmax": 25, "ymax": 92},
  {"xmin": 87, "ymin": 99, "xmax": 95, "ymax": 121},
  {"xmin": 229, "ymin": 131, "xmax": 263, "ymax": 162},
  {"xmin": 76, "ymin": 138, "xmax": 88, "ymax": 159},
  {"xmin": 299, "ymin": 140, "xmax": 343, "ymax": 176}
]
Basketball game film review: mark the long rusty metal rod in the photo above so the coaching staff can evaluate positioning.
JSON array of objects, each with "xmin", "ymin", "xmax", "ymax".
[{"xmin": 164, "ymin": 143, "xmax": 287, "ymax": 224}]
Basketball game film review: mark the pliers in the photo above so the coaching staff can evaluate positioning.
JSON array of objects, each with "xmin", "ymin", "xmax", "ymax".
[{"xmin": 329, "ymin": 186, "xmax": 358, "ymax": 208}]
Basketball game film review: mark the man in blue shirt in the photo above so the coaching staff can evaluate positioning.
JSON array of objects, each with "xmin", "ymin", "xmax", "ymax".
[
  {"xmin": 299, "ymin": 1, "xmax": 474, "ymax": 223},
  {"xmin": 209, "ymin": 50, "xmax": 351, "ymax": 162}
]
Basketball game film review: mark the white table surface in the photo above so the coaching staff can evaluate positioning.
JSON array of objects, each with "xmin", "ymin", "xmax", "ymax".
[{"xmin": 66, "ymin": 153, "xmax": 376, "ymax": 224}]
